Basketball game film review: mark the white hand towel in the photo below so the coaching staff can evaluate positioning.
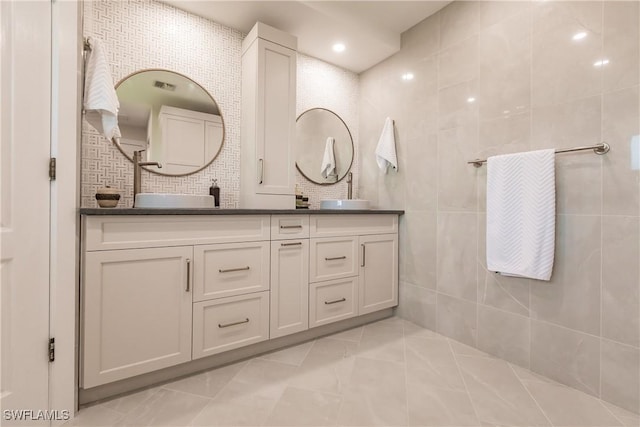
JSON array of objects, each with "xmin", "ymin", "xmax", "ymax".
[
  {"xmin": 83, "ymin": 37, "xmax": 121, "ymax": 141},
  {"xmin": 375, "ymin": 117, "xmax": 398, "ymax": 173},
  {"xmin": 486, "ymin": 149, "xmax": 556, "ymax": 281},
  {"xmin": 321, "ymin": 137, "xmax": 337, "ymax": 179}
]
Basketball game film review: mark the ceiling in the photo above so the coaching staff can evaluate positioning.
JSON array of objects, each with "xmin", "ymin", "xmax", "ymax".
[{"xmin": 161, "ymin": 1, "xmax": 451, "ymax": 73}]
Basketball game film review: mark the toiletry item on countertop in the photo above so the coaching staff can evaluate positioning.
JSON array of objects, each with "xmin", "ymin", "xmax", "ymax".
[
  {"xmin": 95, "ymin": 185, "xmax": 121, "ymax": 208},
  {"xmin": 209, "ymin": 179, "xmax": 220, "ymax": 208},
  {"xmin": 296, "ymin": 193, "xmax": 310, "ymax": 209}
]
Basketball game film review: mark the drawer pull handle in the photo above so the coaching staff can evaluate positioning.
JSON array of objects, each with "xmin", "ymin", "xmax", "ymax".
[
  {"xmin": 361, "ymin": 244, "xmax": 366, "ymax": 267},
  {"xmin": 281, "ymin": 242, "xmax": 302, "ymax": 247},
  {"xmin": 218, "ymin": 318, "xmax": 250, "ymax": 328},
  {"xmin": 258, "ymin": 158, "xmax": 264, "ymax": 184},
  {"xmin": 186, "ymin": 258, "xmax": 191, "ymax": 292},
  {"xmin": 325, "ymin": 256, "xmax": 346, "ymax": 261},
  {"xmin": 325, "ymin": 297, "xmax": 346, "ymax": 305},
  {"xmin": 280, "ymin": 225, "xmax": 303, "ymax": 229},
  {"xmin": 219, "ymin": 266, "xmax": 251, "ymax": 273}
]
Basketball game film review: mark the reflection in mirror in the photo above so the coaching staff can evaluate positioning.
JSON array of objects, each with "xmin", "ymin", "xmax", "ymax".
[
  {"xmin": 295, "ymin": 108, "xmax": 354, "ymax": 185},
  {"xmin": 115, "ymin": 69, "xmax": 225, "ymax": 176}
]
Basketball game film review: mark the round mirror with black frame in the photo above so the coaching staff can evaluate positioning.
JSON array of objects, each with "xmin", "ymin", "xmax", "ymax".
[
  {"xmin": 295, "ymin": 108, "xmax": 354, "ymax": 185},
  {"xmin": 114, "ymin": 69, "xmax": 225, "ymax": 176}
]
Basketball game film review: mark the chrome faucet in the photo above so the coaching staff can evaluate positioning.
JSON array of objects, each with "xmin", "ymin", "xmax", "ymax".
[
  {"xmin": 133, "ymin": 150, "xmax": 162, "ymax": 206},
  {"xmin": 347, "ymin": 172, "xmax": 353, "ymax": 200}
]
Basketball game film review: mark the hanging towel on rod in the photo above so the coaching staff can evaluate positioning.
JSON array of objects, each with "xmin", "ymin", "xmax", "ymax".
[
  {"xmin": 375, "ymin": 117, "xmax": 398, "ymax": 173},
  {"xmin": 486, "ymin": 149, "xmax": 556, "ymax": 281},
  {"xmin": 83, "ymin": 37, "xmax": 121, "ymax": 141},
  {"xmin": 321, "ymin": 136, "xmax": 337, "ymax": 179}
]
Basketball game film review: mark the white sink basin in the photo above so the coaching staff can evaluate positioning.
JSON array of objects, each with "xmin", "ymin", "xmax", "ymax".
[
  {"xmin": 135, "ymin": 193, "xmax": 215, "ymax": 209},
  {"xmin": 320, "ymin": 199, "xmax": 370, "ymax": 210}
]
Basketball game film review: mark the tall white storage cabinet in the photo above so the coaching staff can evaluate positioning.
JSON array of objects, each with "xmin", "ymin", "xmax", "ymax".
[{"xmin": 240, "ymin": 22, "xmax": 297, "ymax": 208}]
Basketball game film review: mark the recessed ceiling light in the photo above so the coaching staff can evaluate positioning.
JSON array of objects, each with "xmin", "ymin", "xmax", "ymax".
[
  {"xmin": 593, "ymin": 59, "xmax": 610, "ymax": 67},
  {"xmin": 467, "ymin": 97, "xmax": 476, "ymax": 103},
  {"xmin": 572, "ymin": 31, "xmax": 587, "ymax": 41},
  {"xmin": 332, "ymin": 43, "xmax": 346, "ymax": 53},
  {"xmin": 401, "ymin": 73, "xmax": 414, "ymax": 81}
]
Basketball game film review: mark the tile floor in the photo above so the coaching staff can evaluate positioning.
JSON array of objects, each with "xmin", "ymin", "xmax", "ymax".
[{"xmin": 67, "ymin": 317, "xmax": 640, "ymax": 427}]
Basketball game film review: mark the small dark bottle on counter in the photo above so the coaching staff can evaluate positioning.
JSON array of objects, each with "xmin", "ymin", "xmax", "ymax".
[{"xmin": 209, "ymin": 179, "xmax": 220, "ymax": 208}]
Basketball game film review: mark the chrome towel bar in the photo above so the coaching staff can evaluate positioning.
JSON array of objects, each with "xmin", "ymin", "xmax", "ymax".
[{"xmin": 468, "ymin": 142, "xmax": 610, "ymax": 168}]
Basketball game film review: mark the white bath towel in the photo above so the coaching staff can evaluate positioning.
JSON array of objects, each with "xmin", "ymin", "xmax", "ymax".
[
  {"xmin": 375, "ymin": 117, "xmax": 398, "ymax": 173},
  {"xmin": 486, "ymin": 149, "xmax": 556, "ymax": 281},
  {"xmin": 321, "ymin": 137, "xmax": 336, "ymax": 179},
  {"xmin": 83, "ymin": 37, "xmax": 121, "ymax": 141}
]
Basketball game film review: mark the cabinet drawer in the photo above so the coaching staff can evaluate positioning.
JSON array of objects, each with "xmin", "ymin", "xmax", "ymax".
[
  {"xmin": 193, "ymin": 242, "xmax": 270, "ymax": 301},
  {"xmin": 310, "ymin": 214, "xmax": 398, "ymax": 238},
  {"xmin": 84, "ymin": 215, "xmax": 270, "ymax": 251},
  {"xmin": 309, "ymin": 277, "xmax": 358, "ymax": 328},
  {"xmin": 271, "ymin": 215, "xmax": 309, "ymax": 240},
  {"xmin": 309, "ymin": 237, "xmax": 358, "ymax": 283},
  {"xmin": 192, "ymin": 291, "xmax": 269, "ymax": 359}
]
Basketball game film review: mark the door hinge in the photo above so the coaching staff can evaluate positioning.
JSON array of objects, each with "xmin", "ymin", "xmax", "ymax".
[
  {"xmin": 49, "ymin": 157, "xmax": 56, "ymax": 181},
  {"xmin": 48, "ymin": 338, "xmax": 55, "ymax": 362}
]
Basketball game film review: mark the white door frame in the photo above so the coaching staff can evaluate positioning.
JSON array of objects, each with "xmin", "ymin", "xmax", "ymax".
[{"xmin": 50, "ymin": 0, "xmax": 81, "ymax": 424}]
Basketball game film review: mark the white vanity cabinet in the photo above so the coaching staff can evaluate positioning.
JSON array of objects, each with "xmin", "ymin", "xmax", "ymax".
[
  {"xmin": 81, "ymin": 212, "xmax": 399, "ymax": 394},
  {"xmin": 82, "ymin": 246, "xmax": 193, "ymax": 388},
  {"xmin": 240, "ymin": 22, "xmax": 297, "ymax": 209},
  {"xmin": 308, "ymin": 214, "xmax": 399, "ymax": 326},
  {"xmin": 81, "ymin": 215, "xmax": 271, "ymax": 388}
]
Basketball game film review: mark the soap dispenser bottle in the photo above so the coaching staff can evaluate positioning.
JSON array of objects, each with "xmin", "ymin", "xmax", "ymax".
[{"xmin": 209, "ymin": 179, "xmax": 220, "ymax": 208}]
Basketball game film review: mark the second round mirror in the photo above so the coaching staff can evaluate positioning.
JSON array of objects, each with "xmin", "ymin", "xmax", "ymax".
[{"xmin": 295, "ymin": 108, "xmax": 354, "ymax": 185}]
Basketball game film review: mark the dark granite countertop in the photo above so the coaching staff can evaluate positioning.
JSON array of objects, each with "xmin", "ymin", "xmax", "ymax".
[{"xmin": 79, "ymin": 208, "xmax": 404, "ymax": 216}]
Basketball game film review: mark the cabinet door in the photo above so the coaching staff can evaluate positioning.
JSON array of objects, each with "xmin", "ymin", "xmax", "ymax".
[
  {"xmin": 83, "ymin": 246, "xmax": 193, "ymax": 388},
  {"xmin": 256, "ymin": 39, "xmax": 296, "ymax": 195},
  {"xmin": 358, "ymin": 234, "xmax": 399, "ymax": 315},
  {"xmin": 270, "ymin": 239, "xmax": 309, "ymax": 338}
]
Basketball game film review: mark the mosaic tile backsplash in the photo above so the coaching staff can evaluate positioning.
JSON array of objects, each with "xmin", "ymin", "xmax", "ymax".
[{"xmin": 81, "ymin": 0, "xmax": 359, "ymax": 209}]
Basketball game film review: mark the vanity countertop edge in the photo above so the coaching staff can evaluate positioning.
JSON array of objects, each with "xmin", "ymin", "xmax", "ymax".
[{"xmin": 79, "ymin": 208, "xmax": 405, "ymax": 216}]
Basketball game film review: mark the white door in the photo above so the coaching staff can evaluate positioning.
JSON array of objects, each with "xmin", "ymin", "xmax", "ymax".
[{"xmin": 1, "ymin": 0, "xmax": 52, "ymax": 422}]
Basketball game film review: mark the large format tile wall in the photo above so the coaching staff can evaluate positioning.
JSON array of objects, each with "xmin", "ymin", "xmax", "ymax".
[
  {"xmin": 359, "ymin": 1, "xmax": 640, "ymax": 413},
  {"xmin": 81, "ymin": 0, "xmax": 358, "ymax": 208}
]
